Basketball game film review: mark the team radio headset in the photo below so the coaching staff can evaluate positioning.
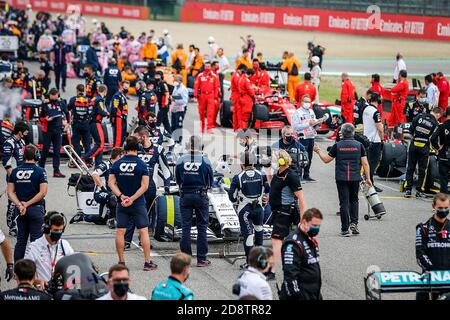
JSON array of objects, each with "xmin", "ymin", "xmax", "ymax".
[
  {"xmin": 232, "ymin": 247, "xmax": 268, "ymax": 296},
  {"xmin": 43, "ymin": 211, "xmax": 68, "ymax": 274}
]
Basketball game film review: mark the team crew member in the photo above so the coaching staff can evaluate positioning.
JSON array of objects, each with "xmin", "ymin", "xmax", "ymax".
[
  {"xmin": 415, "ymin": 193, "xmax": 450, "ymax": 300},
  {"xmin": 436, "ymin": 72, "xmax": 449, "ymax": 112},
  {"xmin": 154, "ymin": 71, "xmax": 172, "ymax": 134},
  {"xmin": 295, "ymin": 72, "xmax": 317, "ymax": 106},
  {"xmin": 108, "ymin": 136, "xmax": 157, "ymax": 271},
  {"xmin": 110, "ymin": 80, "xmax": 130, "ymax": 148},
  {"xmin": 7, "ymin": 145, "xmax": 48, "ymax": 261},
  {"xmin": 229, "ymin": 152, "xmax": 270, "ymax": 266},
  {"xmin": 431, "ymin": 108, "xmax": 450, "ymax": 194},
  {"xmin": 171, "ymin": 75, "xmax": 189, "ymax": 143},
  {"xmin": 0, "ymin": 227, "xmax": 14, "ymax": 283},
  {"xmin": 103, "ymin": 58, "xmax": 122, "ymax": 110},
  {"xmin": 280, "ymin": 208, "xmax": 323, "ymax": 300},
  {"xmin": 38, "ymin": 51, "xmax": 52, "ymax": 92},
  {"xmin": 269, "ymin": 150, "xmax": 306, "ymax": 278},
  {"xmin": 314, "ymin": 123, "xmax": 371, "ymax": 236},
  {"xmin": 194, "ymin": 61, "xmax": 220, "ymax": 133},
  {"xmin": 70, "ymin": 148, "xmax": 124, "ymax": 228},
  {"xmin": 171, "ymin": 44, "xmax": 188, "ymax": 86},
  {"xmin": 136, "ymin": 81, "xmax": 152, "ymax": 126},
  {"xmin": 51, "ymin": 36, "xmax": 69, "ymax": 92},
  {"xmin": 233, "ymin": 247, "xmax": 273, "ymax": 300},
  {"xmin": 145, "ymin": 112, "xmax": 171, "ymax": 146},
  {"xmin": 24, "ymin": 212, "xmax": 75, "ymax": 282},
  {"xmin": 38, "ymin": 88, "xmax": 70, "ymax": 178},
  {"xmin": 2, "ymin": 122, "xmax": 27, "ymax": 236},
  {"xmin": 238, "ymin": 68, "xmax": 256, "ymax": 130},
  {"xmin": 404, "ymin": 108, "xmax": 441, "ymax": 198},
  {"xmin": 68, "ymin": 84, "xmax": 92, "ymax": 163},
  {"xmin": 84, "ymin": 84, "xmax": 109, "ymax": 166},
  {"xmin": 152, "ymin": 253, "xmax": 195, "ymax": 300},
  {"xmin": 84, "ymin": 65, "xmax": 102, "ymax": 99},
  {"xmin": 281, "ymin": 52, "xmax": 301, "ymax": 102},
  {"xmin": 0, "ymin": 259, "xmax": 52, "ymax": 301},
  {"xmin": 231, "ymin": 64, "xmax": 247, "ymax": 131},
  {"xmin": 176, "ymin": 136, "xmax": 214, "ymax": 267},
  {"xmin": 340, "ymin": 73, "xmax": 356, "ymax": 124},
  {"xmin": 389, "ymin": 69, "xmax": 409, "ymax": 127},
  {"xmin": 425, "ymin": 74, "xmax": 439, "ymax": 107},
  {"xmin": 363, "ymin": 93, "xmax": 385, "ymax": 193},
  {"xmin": 404, "ymin": 89, "xmax": 432, "ymax": 122},
  {"xmin": 97, "ymin": 264, "xmax": 146, "ymax": 300},
  {"xmin": 370, "ymin": 74, "xmax": 384, "ymax": 114},
  {"xmin": 292, "ymin": 95, "xmax": 323, "ymax": 182}
]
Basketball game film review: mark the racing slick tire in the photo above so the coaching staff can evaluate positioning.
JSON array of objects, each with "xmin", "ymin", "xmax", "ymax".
[
  {"xmin": 154, "ymin": 195, "xmax": 182, "ymax": 242},
  {"xmin": 253, "ymin": 104, "xmax": 269, "ymax": 122},
  {"xmin": 376, "ymin": 142, "xmax": 407, "ymax": 178},
  {"xmin": 220, "ymin": 100, "xmax": 233, "ymax": 128}
]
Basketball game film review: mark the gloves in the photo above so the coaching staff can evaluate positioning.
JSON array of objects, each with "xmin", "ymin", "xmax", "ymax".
[{"xmin": 5, "ymin": 264, "xmax": 13, "ymax": 282}]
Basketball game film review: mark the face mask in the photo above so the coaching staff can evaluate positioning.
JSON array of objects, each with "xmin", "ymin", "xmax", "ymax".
[
  {"xmin": 113, "ymin": 282, "xmax": 129, "ymax": 298},
  {"xmin": 155, "ymin": 78, "xmax": 161, "ymax": 83},
  {"xmin": 419, "ymin": 98, "xmax": 428, "ymax": 104},
  {"xmin": 284, "ymin": 136, "xmax": 294, "ymax": 144},
  {"xmin": 49, "ymin": 231, "xmax": 63, "ymax": 242},
  {"xmin": 436, "ymin": 209, "xmax": 449, "ymax": 219},
  {"xmin": 239, "ymin": 140, "xmax": 247, "ymax": 147},
  {"xmin": 271, "ymin": 162, "xmax": 279, "ymax": 171},
  {"xmin": 123, "ymin": 88, "xmax": 128, "ymax": 95},
  {"xmin": 302, "ymin": 103, "xmax": 311, "ymax": 109},
  {"xmin": 307, "ymin": 225, "xmax": 320, "ymax": 237}
]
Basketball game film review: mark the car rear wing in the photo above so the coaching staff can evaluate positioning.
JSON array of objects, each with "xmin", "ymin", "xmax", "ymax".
[{"xmin": 364, "ymin": 270, "xmax": 450, "ymax": 300}]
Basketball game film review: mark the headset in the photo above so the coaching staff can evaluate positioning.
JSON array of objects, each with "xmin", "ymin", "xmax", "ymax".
[
  {"xmin": 32, "ymin": 146, "xmax": 41, "ymax": 162},
  {"xmin": 278, "ymin": 157, "xmax": 286, "ymax": 166},
  {"xmin": 256, "ymin": 246, "xmax": 268, "ymax": 270},
  {"xmin": 43, "ymin": 211, "xmax": 67, "ymax": 234}
]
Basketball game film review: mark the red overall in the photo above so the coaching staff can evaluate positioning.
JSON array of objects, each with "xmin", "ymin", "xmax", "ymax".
[
  {"xmin": 340, "ymin": 79, "xmax": 356, "ymax": 124},
  {"xmin": 238, "ymin": 76, "xmax": 255, "ymax": 129},
  {"xmin": 388, "ymin": 79, "xmax": 408, "ymax": 127},
  {"xmin": 194, "ymin": 70, "xmax": 220, "ymax": 133}
]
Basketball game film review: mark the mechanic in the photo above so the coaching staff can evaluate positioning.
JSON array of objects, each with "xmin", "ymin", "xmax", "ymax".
[
  {"xmin": 432, "ymin": 108, "xmax": 450, "ymax": 194},
  {"xmin": 23, "ymin": 70, "xmax": 46, "ymax": 107},
  {"xmin": 269, "ymin": 150, "xmax": 306, "ymax": 279},
  {"xmin": 258, "ymin": 62, "xmax": 271, "ymax": 91},
  {"xmin": 0, "ymin": 227, "xmax": 14, "ymax": 285},
  {"xmin": 415, "ymin": 193, "xmax": 450, "ymax": 300},
  {"xmin": 124, "ymin": 126, "xmax": 172, "ymax": 244},
  {"xmin": 425, "ymin": 74, "xmax": 439, "ymax": 107},
  {"xmin": 152, "ymin": 252, "xmax": 195, "ymax": 300},
  {"xmin": 103, "ymin": 58, "xmax": 122, "ymax": 111},
  {"xmin": 70, "ymin": 148, "xmax": 124, "ymax": 228},
  {"xmin": 314, "ymin": 123, "xmax": 371, "ymax": 236},
  {"xmin": 145, "ymin": 112, "xmax": 172, "ymax": 146},
  {"xmin": 175, "ymin": 136, "xmax": 214, "ymax": 267},
  {"xmin": 292, "ymin": 95, "xmax": 323, "ymax": 182},
  {"xmin": 142, "ymin": 36, "xmax": 158, "ymax": 62},
  {"xmin": 68, "ymin": 84, "xmax": 93, "ymax": 165},
  {"xmin": 38, "ymin": 88, "xmax": 70, "ymax": 178},
  {"xmin": 340, "ymin": 72, "xmax": 356, "ymax": 124},
  {"xmin": 84, "ymin": 64, "xmax": 102, "ymax": 100},
  {"xmin": 38, "ymin": 51, "xmax": 52, "ymax": 93},
  {"xmin": 436, "ymin": 72, "xmax": 449, "ymax": 113},
  {"xmin": 281, "ymin": 52, "xmax": 301, "ymax": 102},
  {"xmin": 155, "ymin": 70, "xmax": 172, "ymax": 134},
  {"xmin": 97, "ymin": 264, "xmax": 146, "ymax": 300},
  {"xmin": 228, "ymin": 151, "xmax": 270, "ymax": 267},
  {"xmin": 272, "ymin": 125, "xmax": 307, "ymax": 181},
  {"xmin": 0, "ymin": 259, "xmax": 52, "ymax": 301},
  {"xmin": 404, "ymin": 107, "xmax": 441, "ymax": 198},
  {"xmin": 295, "ymin": 72, "xmax": 317, "ymax": 106},
  {"xmin": 7, "ymin": 145, "xmax": 48, "ymax": 261},
  {"xmin": 363, "ymin": 93, "xmax": 385, "ymax": 193},
  {"xmin": 171, "ymin": 75, "xmax": 189, "ymax": 144},
  {"xmin": 389, "ymin": 69, "xmax": 409, "ymax": 128},
  {"xmin": 280, "ymin": 208, "xmax": 323, "ymax": 300},
  {"xmin": 238, "ymin": 68, "xmax": 256, "ymax": 130},
  {"xmin": 353, "ymin": 89, "xmax": 372, "ymax": 126},
  {"xmin": 235, "ymin": 48, "xmax": 252, "ymax": 70},
  {"xmin": 194, "ymin": 60, "xmax": 220, "ymax": 133},
  {"xmin": 24, "ymin": 211, "xmax": 74, "ymax": 283},
  {"xmin": 233, "ymin": 247, "xmax": 273, "ymax": 300},
  {"xmin": 187, "ymin": 47, "xmax": 204, "ymax": 78},
  {"xmin": 84, "ymin": 84, "xmax": 109, "ymax": 167},
  {"xmin": 404, "ymin": 88, "xmax": 432, "ymax": 123},
  {"xmin": 370, "ymin": 74, "xmax": 384, "ymax": 114},
  {"xmin": 110, "ymin": 80, "xmax": 130, "ymax": 148},
  {"xmin": 50, "ymin": 35, "xmax": 69, "ymax": 92},
  {"xmin": 108, "ymin": 136, "xmax": 157, "ymax": 271},
  {"xmin": 135, "ymin": 80, "xmax": 153, "ymax": 126},
  {"xmin": 231, "ymin": 64, "xmax": 247, "ymax": 131},
  {"xmin": 250, "ymin": 58, "xmax": 262, "ymax": 87},
  {"xmin": 0, "ymin": 115, "xmax": 13, "ymax": 155},
  {"xmin": 171, "ymin": 43, "xmax": 188, "ymax": 86}
]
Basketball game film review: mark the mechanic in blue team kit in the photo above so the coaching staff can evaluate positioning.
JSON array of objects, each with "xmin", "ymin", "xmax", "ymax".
[
  {"xmin": 2, "ymin": 121, "xmax": 28, "ymax": 236},
  {"xmin": 84, "ymin": 64, "xmax": 102, "ymax": 99},
  {"xmin": 7, "ymin": 145, "xmax": 48, "ymax": 261},
  {"xmin": 110, "ymin": 80, "xmax": 130, "ymax": 148},
  {"xmin": 124, "ymin": 126, "xmax": 172, "ymax": 246},
  {"xmin": 176, "ymin": 136, "xmax": 214, "ymax": 267},
  {"xmin": 152, "ymin": 252, "xmax": 195, "ymax": 300},
  {"xmin": 103, "ymin": 58, "xmax": 122, "ymax": 111},
  {"xmin": 108, "ymin": 136, "xmax": 157, "ymax": 271},
  {"xmin": 70, "ymin": 147, "xmax": 124, "ymax": 228},
  {"xmin": 229, "ymin": 151, "xmax": 270, "ymax": 268},
  {"xmin": 145, "ymin": 112, "xmax": 172, "ymax": 146},
  {"xmin": 415, "ymin": 193, "xmax": 450, "ymax": 300}
]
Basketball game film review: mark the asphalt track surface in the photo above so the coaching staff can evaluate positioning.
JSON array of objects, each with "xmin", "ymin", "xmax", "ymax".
[{"xmin": 0, "ymin": 62, "xmax": 432, "ymax": 300}]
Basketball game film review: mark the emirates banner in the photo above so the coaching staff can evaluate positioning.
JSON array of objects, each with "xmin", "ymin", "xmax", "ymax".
[
  {"xmin": 9, "ymin": 0, "xmax": 149, "ymax": 20},
  {"xmin": 181, "ymin": 1, "xmax": 450, "ymax": 41}
]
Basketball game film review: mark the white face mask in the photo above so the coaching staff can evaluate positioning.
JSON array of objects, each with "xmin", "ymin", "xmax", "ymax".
[
  {"xmin": 302, "ymin": 102, "xmax": 311, "ymax": 109},
  {"xmin": 271, "ymin": 162, "xmax": 279, "ymax": 171}
]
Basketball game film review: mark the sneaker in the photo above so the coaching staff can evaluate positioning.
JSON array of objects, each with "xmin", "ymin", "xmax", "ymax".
[
  {"xmin": 374, "ymin": 186, "xmax": 383, "ymax": 193},
  {"xmin": 303, "ymin": 177, "xmax": 316, "ymax": 183},
  {"xmin": 124, "ymin": 242, "xmax": 131, "ymax": 251},
  {"xmin": 197, "ymin": 260, "xmax": 212, "ymax": 267},
  {"xmin": 68, "ymin": 162, "xmax": 78, "ymax": 169},
  {"xmin": 107, "ymin": 218, "xmax": 116, "ymax": 229},
  {"xmin": 239, "ymin": 263, "xmax": 249, "ymax": 270},
  {"xmin": 143, "ymin": 261, "xmax": 158, "ymax": 271},
  {"xmin": 349, "ymin": 223, "xmax": 360, "ymax": 235},
  {"xmin": 404, "ymin": 190, "xmax": 412, "ymax": 198},
  {"xmin": 340, "ymin": 230, "xmax": 351, "ymax": 237},
  {"xmin": 264, "ymin": 271, "xmax": 276, "ymax": 281},
  {"xmin": 8, "ymin": 228, "xmax": 17, "ymax": 237},
  {"xmin": 53, "ymin": 171, "xmax": 66, "ymax": 178},
  {"xmin": 416, "ymin": 191, "xmax": 427, "ymax": 199},
  {"xmin": 70, "ymin": 212, "xmax": 84, "ymax": 224}
]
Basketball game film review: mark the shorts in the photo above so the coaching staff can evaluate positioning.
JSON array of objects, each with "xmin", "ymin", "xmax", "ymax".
[
  {"xmin": 116, "ymin": 204, "xmax": 149, "ymax": 229},
  {"xmin": 271, "ymin": 210, "xmax": 292, "ymax": 240}
]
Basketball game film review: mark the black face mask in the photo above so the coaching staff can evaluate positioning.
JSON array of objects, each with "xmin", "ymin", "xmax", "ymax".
[
  {"xmin": 436, "ymin": 209, "xmax": 449, "ymax": 219},
  {"xmin": 148, "ymin": 121, "xmax": 156, "ymax": 129},
  {"xmin": 307, "ymin": 226, "xmax": 320, "ymax": 238},
  {"xmin": 123, "ymin": 88, "xmax": 128, "ymax": 95},
  {"xmin": 113, "ymin": 282, "xmax": 129, "ymax": 298},
  {"xmin": 49, "ymin": 231, "xmax": 63, "ymax": 242}
]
